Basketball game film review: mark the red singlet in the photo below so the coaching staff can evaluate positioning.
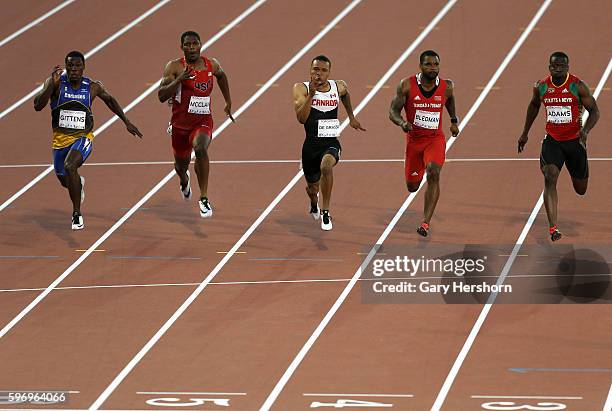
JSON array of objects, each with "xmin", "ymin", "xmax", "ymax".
[
  {"xmin": 404, "ymin": 73, "xmax": 447, "ymax": 139},
  {"xmin": 171, "ymin": 56, "xmax": 214, "ymax": 130},
  {"xmin": 538, "ymin": 73, "xmax": 583, "ymax": 141}
]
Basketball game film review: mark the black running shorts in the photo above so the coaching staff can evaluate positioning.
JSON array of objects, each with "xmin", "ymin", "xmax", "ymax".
[
  {"xmin": 540, "ymin": 134, "xmax": 588, "ymax": 180},
  {"xmin": 301, "ymin": 139, "xmax": 342, "ymax": 183}
]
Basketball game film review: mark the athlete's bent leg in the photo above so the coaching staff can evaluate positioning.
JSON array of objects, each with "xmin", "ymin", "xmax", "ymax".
[
  {"xmin": 174, "ymin": 155, "xmax": 190, "ymax": 190},
  {"xmin": 406, "ymin": 181, "xmax": 421, "ymax": 193},
  {"xmin": 56, "ymin": 174, "xmax": 68, "ymax": 188},
  {"xmin": 306, "ymin": 182, "xmax": 319, "ymax": 206},
  {"xmin": 571, "ymin": 177, "xmax": 588, "ymax": 195},
  {"xmin": 319, "ymin": 154, "xmax": 337, "ymax": 210},
  {"xmin": 423, "ymin": 162, "xmax": 442, "ymax": 224},
  {"xmin": 542, "ymin": 164, "xmax": 560, "ymax": 227},
  {"xmin": 193, "ymin": 131, "xmax": 212, "ymax": 199},
  {"xmin": 63, "ymin": 150, "xmax": 84, "ymax": 213}
]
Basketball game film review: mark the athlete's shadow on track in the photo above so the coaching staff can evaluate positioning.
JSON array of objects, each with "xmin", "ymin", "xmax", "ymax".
[
  {"xmin": 146, "ymin": 205, "xmax": 208, "ymax": 238},
  {"xmin": 275, "ymin": 213, "xmax": 328, "ymax": 250},
  {"xmin": 31, "ymin": 208, "xmax": 84, "ymax": 248}
]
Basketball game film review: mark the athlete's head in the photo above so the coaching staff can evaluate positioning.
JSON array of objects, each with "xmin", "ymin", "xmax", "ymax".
[
  {"xmin": 180, "ymin": 31, "xmax": 201, "ymax": 63},
  {"xmin": 310, "ymin": 55, "xmax": 332, "ymax": 86},
  {"xmin": 65, "ymin": 50, "xmax": 85, "ymax": 83},
  {"xmin": 549, "ymin": 51, "xmax": 569, "ymax": 79},
  {"xmin": 419, "ymin": 50, "xmax": 440, "ymax": 81}
]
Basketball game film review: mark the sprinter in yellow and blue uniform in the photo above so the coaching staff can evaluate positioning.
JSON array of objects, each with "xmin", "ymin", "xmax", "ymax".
[{"xmin": 34, "ymin": 50, "xmax": 143, "ymax": 230}]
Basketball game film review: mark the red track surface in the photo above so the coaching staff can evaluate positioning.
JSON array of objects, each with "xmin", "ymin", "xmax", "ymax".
[{"xmin": 0, "ymin": 1, "xmax": 610, "ymax": 410}]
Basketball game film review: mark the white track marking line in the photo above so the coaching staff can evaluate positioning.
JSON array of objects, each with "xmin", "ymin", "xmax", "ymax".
[
  {"xmin": 82, "ymin": 2, "xmax": 363, "ymax": 408},
  {"xmin": 260, "ymin": 2, "xmax": 551, "ymax": 410},
  {"xmin": 0, "ymin": 0, "xmax": 171, "ymax": 120},
  {"xmin": 0, "ymin": 0, "xmax": 267, "ymax": 340},
  {"xmin": 0, "ymin": 0, "xmax": 264, "ymax": 213},
  {"xmin": 0, "ymin": 0, "xmax": 76, "ymax": 48},
  {"xmin": 603, "ymin": 384, "xmax": 612, "ymax": 411},
  {"xmin": 431, "ymin": 56, "xmax": 612, "ymax": 411},
  {"xmin": 472, "ymin": 395, "xmax": 582, "ymax": 400},
  {"xmin": 6, "ymin": 157, "xmax": 612, "ymax": 168},
  {"xmin": 303, "ymin": 393, "xmax": 414, "ymax": 398},
  {"xmin": 136, "ymin": 391, "xmax": 246, "ymax": 395}
]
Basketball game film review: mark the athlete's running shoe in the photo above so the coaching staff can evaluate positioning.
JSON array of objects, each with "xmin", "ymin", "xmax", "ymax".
[
  {"xmin": 199, "ymin": 197, "xmax": 213, "ymax": 218},
  {"xmin": 180, "ymin": 171, "xmax": 192, "ymax": 201},
  {"xmin": 80, "ymin": 176, "xmax": 85, "ymax": 204},
  {"xmin": 416, "ymin": 222, "xmax": 429, "ymax": 237},
  {"xmin": 321, "ymin": 210, "xmax": 332, "ymax": 231},
  {"xmin": 550, "ymin": 225, "xmax": 562, "ymax": 242},
  {"xmin": 71, "ymin": 211, "xmax": 84, "ymax": 230},
  {"xmin": 310, "ymin": 203, "xmax": 320, "ymax": 220}
]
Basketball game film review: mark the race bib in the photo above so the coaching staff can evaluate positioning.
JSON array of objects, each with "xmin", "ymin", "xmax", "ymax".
[
  {"xmin": 59, "ymin": 109, "xmax": 86, "ymax": 129},
  {"xmin": 317, "ymin": 119, "xmax": 340, "ymax": 138},
  {"xmin": 188, "ymin": 96, "xmax": 210, "ymax": 115},
  {"xmin": 546, "ymin": 105, "xmax": 572, "ymax": 124},
  {"xmin": 413, "ymin": 110, "xmax": 440, "ymax": 129}
]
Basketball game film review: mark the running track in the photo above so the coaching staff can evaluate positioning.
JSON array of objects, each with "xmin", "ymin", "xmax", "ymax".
[{"xmin": 0, "ymin": 1, "xmax": 610, "ymax": 410}]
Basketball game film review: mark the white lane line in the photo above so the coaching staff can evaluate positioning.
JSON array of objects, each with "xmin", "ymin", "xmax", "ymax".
[
  {"xmin": 260, "ymin": 2, "xmax": 551, "ymax": 410},
  {"xmin": 472, "ymin": 395, "xmax": 583, "ymax": 400},
  {"xmin": 5, "ymin": 157, "xmax": 612, "ymax": 168},
  {"xmin": 0, "ymin": 0, "xmax": 171, "ymax": 120},
  {"xmin": 0, "ymin": 0, "xmax": 264, "ymax": 213},
  {"xmin": 85, "ymin": 2, "xmax": 364, "ymax": 409},
  {"xmin": 0, "ymin": 0, "xmax": 76, "ymax": 48},
  {"xmin": 303, "ymin": 393, "xmax": 414, "ymax": 398},
  {"xmin": 0, "ymin": 0, "xmax": 266, "ymax": 339},
  {"xmin": 603, "ymin": 384, "xmax": 612, "ymax": 411},
  {"xmin": 136, "ymin": 391, "xmax": 246, "ymax": 396},
  {"xmin": 431, "ymin": 56, "xmax": 612, "ymax": 411}
]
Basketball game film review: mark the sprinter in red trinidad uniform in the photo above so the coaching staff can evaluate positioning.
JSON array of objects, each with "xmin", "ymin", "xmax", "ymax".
[
  {"xmin": 389, "ymin": 50, "xmax": 459, "ymax": 237},
  {"xmin": 518, "ymin": 52, "xmax": 599, "ymax": 241},
  {"xmin": 158, "ymin": 31, "xmax": 233, "ymax": 219}
]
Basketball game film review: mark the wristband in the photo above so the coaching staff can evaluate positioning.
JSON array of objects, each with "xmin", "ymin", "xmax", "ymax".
[{"xmin": 450, "ymin": 117, "xmax": 458, "ymax": 124}]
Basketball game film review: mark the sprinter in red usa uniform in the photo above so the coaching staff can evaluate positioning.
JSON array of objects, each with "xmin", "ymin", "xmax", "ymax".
[
  {"xmin": 158, "ymin": 31, "xmax": 233, "ymax": 219},
  {"xmin": 389, "ymin": 50, "xmax": 459, "ymax": 237},
  {"xmin": 518, "ymin": 52, "xmax": 600, "ymax": 241}
]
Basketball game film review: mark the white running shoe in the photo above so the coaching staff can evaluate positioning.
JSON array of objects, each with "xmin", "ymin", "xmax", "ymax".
[
  {"xmin": 80, "ymin": 176, "xmax": 85, "ymax": 204},
  {"xmin": 199, "ymin": 197, "xmax": 213, "ymax": 218},
  {"xmin": 71, "ymin": 212, "xmax": 84, "ymax": 230},
  {"xmin": 180, "ymin": 171, "xmax": 192, "ymax": 201},
  {"xmin": 321, "ymin": 210, "xmax": 332, "ymax": 231},
  {"xmin": 309, "ymin": 203, "xmax": 320, "ymax": 220}
]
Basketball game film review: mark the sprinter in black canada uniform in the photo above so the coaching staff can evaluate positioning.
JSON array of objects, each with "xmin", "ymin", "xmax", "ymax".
[{"xmin": 292, "ymin": 55, "xmax": 365, "ymax": 231}]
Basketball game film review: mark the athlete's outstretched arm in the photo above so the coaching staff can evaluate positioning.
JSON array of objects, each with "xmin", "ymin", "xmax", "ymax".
[
  {"xmin": 445, "ymin": 80, "xmax": 459, "ymax": 137},
  {"xmin": 389, "ymin": 78, "xmax": 411, "ymax": 132},
  {"xmin": 33, "ymin": 66, "xmax": 62, "ymax": 111},
  {"xmin": 577, "ymin": 80, "xmax": 599, "ymax": 147},
  {"xmin": 158, "ymin": 60, "xmax": 191, "ymax": 103},
  {"xmin": 211, "ymin": 58, "xmax": 233, "ymax": 121},
  {"xmin": 518, "ymin": 84, "xmax": 541, "ymax": 153},
  {"xmin": 93, "ymin": 81, "xmax": 143, "ymax": 138},
  {"xmin": 337, "ymin": 80, "xmax": 365, "ymax": 131},
  {"xmin": 293, "ymin": 82, "xmax": 313, "ymax": 124}
]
